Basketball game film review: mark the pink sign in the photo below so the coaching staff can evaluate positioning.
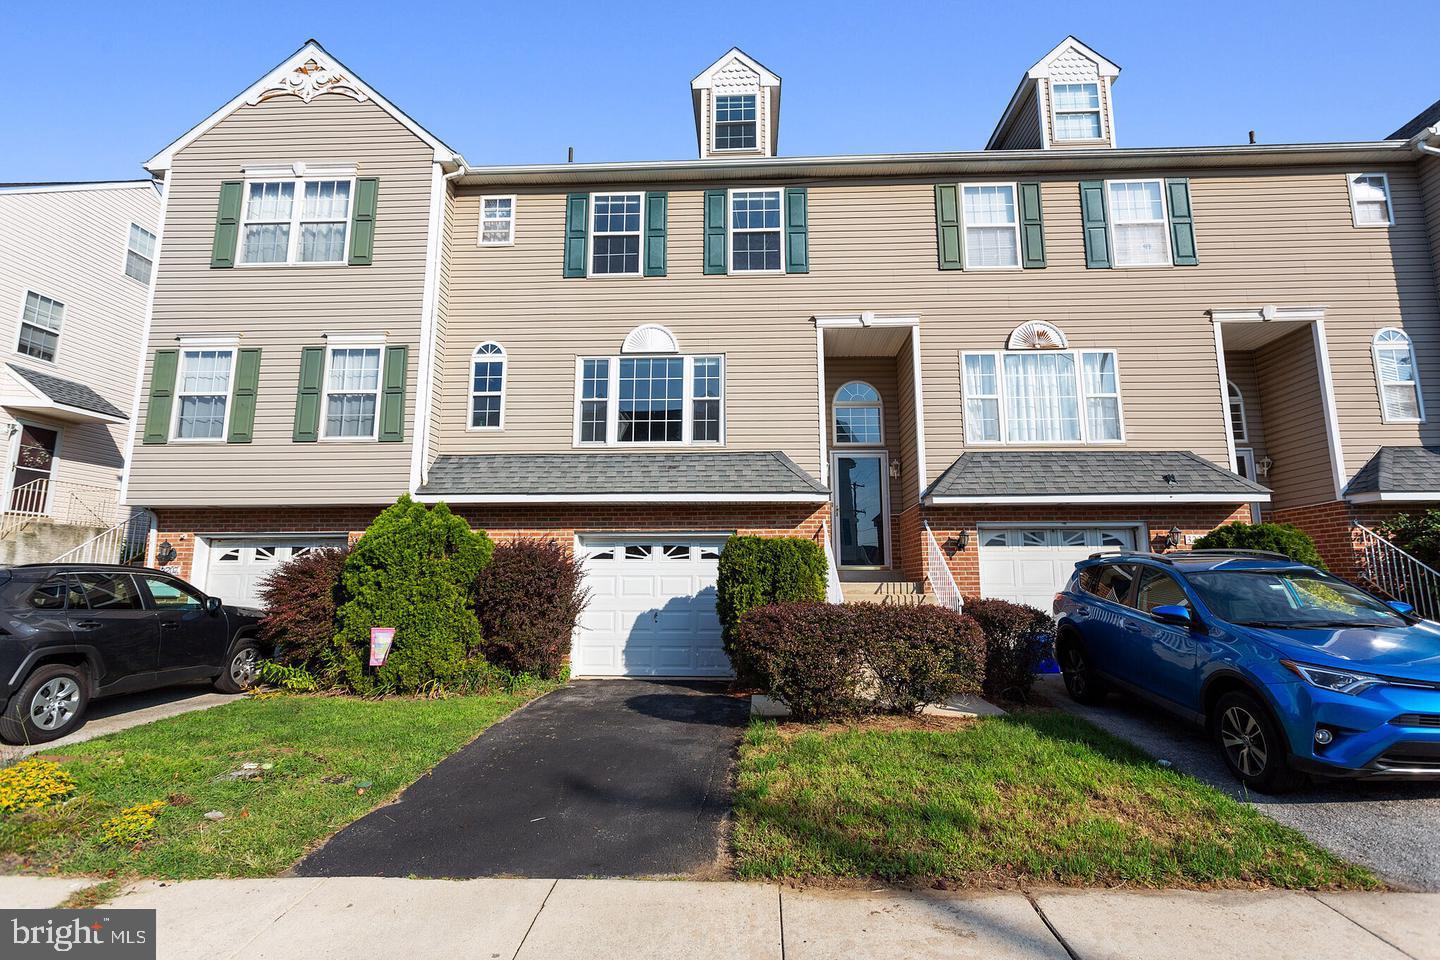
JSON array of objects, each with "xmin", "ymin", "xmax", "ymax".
[{"xmin": 369, "ymin": 627, "xmax": 395, "ymax": 667}]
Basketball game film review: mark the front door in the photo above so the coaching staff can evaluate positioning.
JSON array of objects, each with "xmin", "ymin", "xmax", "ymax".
[
  {"xmin": 1234, "ymin": 448, "xmax": 1262, "ymax": 522},
  {"xmin": 9, "ymin": 424, "xmax": 58, "ymax": 514},
  {"xmin": 832, "ymin": 452, "xmax": 888, "ymax": 568}
]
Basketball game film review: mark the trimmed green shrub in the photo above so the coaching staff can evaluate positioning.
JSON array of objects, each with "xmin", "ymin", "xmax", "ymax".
[
  {"xmin": 1192, "ymin": 522, "xmax": 1326, "ymax": 570},
  {"xmin": 1379, "ymin": 510, "xmax": 1440, "ymax": 569},
  {"xmin": 730, "ymin": 602, "xmax": 984, "ymax": 720},
  {"xmin": 717, "ymin": 536, "xmax": 827, "ymax": 677},
  {"xmin": 474, "ymin": 539, "xmax": 588, "ymax": 679},
  {"xmin": 964, "ymin": 597, "xmax": 1055, "ymax": 703},
  {"xmin": 328, "ymin": 496, "xmax": 494, "ymax": 695},
  {"xmin": 257, "ymin": 545, "xmax": 351, "ymax": 667}
]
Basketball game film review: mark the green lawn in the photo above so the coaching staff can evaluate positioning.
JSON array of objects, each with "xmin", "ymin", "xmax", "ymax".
[
  {"xmin": 733, "ymin": 711, "xmax": 1378, "ymax": 890},
  {"xmin": 1, "ymin": 688, "xmax": 546, "ymax": 879}
]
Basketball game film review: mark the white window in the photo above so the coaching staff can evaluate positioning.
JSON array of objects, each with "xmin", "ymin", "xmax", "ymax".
[
  {"xmin": 323, "ymin": 345, "xmax": 382, "ymax": 439},
  {"xmin": 962, "ymin": 349, "xmax": 1124, "ymax": 444},
  {"xmin": 961, "ymin": 183, "xmax": 1019, "ymax": 269},
  {"xmin": 1348, "ymin": 173, "xmax": 1393, "ymax": 228},
  {"xmin": 240, "ymin": 178, "xmax": 352, "ymax": 265},
  {"xmin": 1107, "ymin": 180, "xmax": 1171, "ymax": 267},
  {"xmin": 470, "ymin": 342, "xmax": 506, "ymax": 429},
  {"xmin": 1373, "ymin": 327, "xmax": 1423, "ymax": 422},
  {"xmin": 126, "ymin": 224, "xmax": 156, "ymax": 284},
  {"xmin": 1052, "ymin": 82, "xmax": 1102, "ymax": 141},
  {"xmin": 1227, "ymin": 381, "xmax": 1248, "ymax": 442},
  {"xmin": 174, "ymin": 348, "xmax": 234, "ymax": 440},
  {"xmin": 730, "ymin": 189, "xmax": 782, "ymax": 272},
  {"xmin": 575, "ymin": 355, "xmax": 725, "ymax": 445},
  {"xmin": 590, "ymin": 193, "xmax": 642, "ymax": 276},
  {"xmin": 16, "ymin": 291, "xmax": 63, "ymax": 362},
  {"xmin": 833, "ymin": 381, "xmax": 883, "ymax": 445},
  {"xmin": 478, "ymin": 196, "xmax": 515, "ymax": 245},
  {"xmin": 714, "ymin": 94, "xmax": 758, "ymax": 151}
]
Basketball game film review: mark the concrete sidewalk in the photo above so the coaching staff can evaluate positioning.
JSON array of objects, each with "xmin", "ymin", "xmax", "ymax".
[{"xmin": 3, "ymin": 877, "xmax": 1435, "ymax": 960}]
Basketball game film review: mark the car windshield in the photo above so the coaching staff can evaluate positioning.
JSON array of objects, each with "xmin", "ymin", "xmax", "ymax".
[{"xmin": 1184, "ymin": 569, "xmax": 1408, "ymax": 628}]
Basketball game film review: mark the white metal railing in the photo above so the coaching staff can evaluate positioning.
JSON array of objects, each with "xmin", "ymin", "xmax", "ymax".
[
  {"xmin": 50, "ymin": 510, "xmax": 155, "ymax": 565},
  {"xmin": 923, "ymin": 522, "xmax": 964, "ymax": 612},
  {"xmin": 1353, "ymin": 521, "xmax": 1440, "ymax": 620},
  {"xmin": 819, "ymin": 520, "xmax": 844, "ymax": 603},
  {"xmin": 0, "ymin": 478, "xmax": 126, "ymax": 542}
]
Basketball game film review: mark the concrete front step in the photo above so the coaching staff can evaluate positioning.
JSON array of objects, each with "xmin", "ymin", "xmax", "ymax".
[
  {"xmin": 0, "ymin": 520, "xmax": 109, "ymax": 565},
  {"xmin": 839, "ymin": 578, "xmax": 930, "ymax": 605}
]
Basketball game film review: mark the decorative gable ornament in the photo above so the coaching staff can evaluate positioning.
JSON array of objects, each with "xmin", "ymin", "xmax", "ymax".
[
  {"xmin": 1007, "ymin": 320, "xmax": 1068, "ymax": 350},
  {"xmin": 246, "ymin": 57, "xmax": 369, "ymax": 106},
  {"xmin": 621, "ymin": 324, "xmax": 680, "ymax": 354}
]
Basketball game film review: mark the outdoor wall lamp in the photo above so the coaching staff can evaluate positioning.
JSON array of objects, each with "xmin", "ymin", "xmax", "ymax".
[
  {"xmin": 1166, "ymin": 526, "xmax": 1183, "ymax": 549},
  {"xmin": 156, "ymin": 541, "xmax": 178, "ymax": 564},
  {"xmin": 1258, "ymin": 456, "xmax": 1273, "ymax": 479},
  {"xmin": 944, "ymin": 531, "xmax": 970, "ymax": 555},
  {"xmin": 889, "ymin": 458, "xmax": 901, "ymax": 479}
]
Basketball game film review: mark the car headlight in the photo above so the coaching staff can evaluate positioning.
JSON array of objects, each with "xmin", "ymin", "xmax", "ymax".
[{"xmin": 1281, "ymin": 660, "xmax": 1384, "ymax": 695}]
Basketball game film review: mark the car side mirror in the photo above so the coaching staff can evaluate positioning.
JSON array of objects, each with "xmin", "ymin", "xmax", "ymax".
[
  {"xmin": 1387, "ymin": 600, "xmax": 1416, "ymax": 617},
  {"xmin": 206, "ymin": 596, "xmax": 223, "ymax": 614},
  {"xmin": 1151, "ymin": 604, "xmax": 1192, "ymax": 627}
]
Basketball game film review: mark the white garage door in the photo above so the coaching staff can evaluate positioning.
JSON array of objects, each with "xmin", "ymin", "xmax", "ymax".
[
  {"xmin": 202, "ymin": 537, "xmax": 349, "ymax": 607},
  {"xmin": 575, "ymin": 536, "xmax": 729, "ymax": 678},
  {"xmin": 978, "ymin": 527, "xmax": 1138, "ymax": 610}
]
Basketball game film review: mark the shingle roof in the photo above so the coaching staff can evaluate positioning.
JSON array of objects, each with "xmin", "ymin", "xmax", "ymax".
[
  {"xmin": 1389, "ymin": 98, "xmax": 1440, "ymax": 141},
  {"xmin": 418, "ymin": 452, "xmax": 827, "ymax": 499},
  {"xmin": 1345, "ymin": 446, "xmax": 1440, "ymax": 495},
  {"xmin": 7, "ymin": 364, "xmax": 127, "ymax": 420},
  {"xmin": 925, "ymin": 450, "xmax": 1269, "ymax": 501}
]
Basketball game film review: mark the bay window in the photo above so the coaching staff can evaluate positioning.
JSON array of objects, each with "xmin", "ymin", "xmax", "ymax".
[
  {"xmin": 962, "ymin": 349, "xmax": 1124, "ymax": 444},
  {"xmin": 575, "ymin": 354, "xmax": 725, "ymax": 445}
]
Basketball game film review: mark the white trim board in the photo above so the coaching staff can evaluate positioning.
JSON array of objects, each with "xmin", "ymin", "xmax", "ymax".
[
  {"xmin": 413, "ymin": 492, "xmax": 829, "ymax": 505},
  {"xmin": 926, "ymin": 493, "xmax": 1270, "ymax": 505},
  {"xmin": 1347, "ymin": 491, "xmax": 1440, "ymax": 503}
]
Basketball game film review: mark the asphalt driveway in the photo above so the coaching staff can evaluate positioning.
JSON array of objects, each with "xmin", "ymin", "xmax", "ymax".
[
  {"xmin": 1036, "ymin": 675, "xmax": 1440, "ymax": 890},
  {"xmin": 295, "ymin": 679, "xmax": 748, "ymax": 879}
]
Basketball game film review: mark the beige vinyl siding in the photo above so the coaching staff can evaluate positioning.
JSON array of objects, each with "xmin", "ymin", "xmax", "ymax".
[
  {"xmin": 1223, "ymin": 351, "xmax": 1268, "ymax": 461},
  {"xmin": 0, "ymin": 185, "xmax": 158, "ymax": 499},
  {"xmin": 1042, "ymin": 77, "xmax": 1113, "ymax": 148},
  {"xmin": 991, "ymin": 87, "xmax": 1043, "ymax": 151},
  {"xmin": 126, "ymin": 95, "xmax": 435, "ymax": 507},
  {"xmin": 430, "ymin": 188, "xmax": 455, "ymax": 446},
  {"xmin": 826, "ymin": 357, "xmax": 900, "ymax": 462},
  {"xmin": 894, "ymin": 335, "xmax": 920, "ymax": 512},
  {"xmin": 1255, "ymin": 328, "xmax": 1334, "ymax": 509}
]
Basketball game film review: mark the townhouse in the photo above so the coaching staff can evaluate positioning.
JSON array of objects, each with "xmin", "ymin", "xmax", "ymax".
[
  {"xmin": 0, "ymin": 180, "xmax": 160, "ymax": 563},
  {"xmin": 124, "ymin": 38, "xmax": 1440, "ymax": 676}
]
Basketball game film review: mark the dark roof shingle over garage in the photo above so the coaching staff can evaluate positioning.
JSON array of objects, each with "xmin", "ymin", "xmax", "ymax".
[
  {"xmin": 1345, "ymin": 446, "xmax": 1440, "ymax": 500},
  {"xmin": 924, "ymin": 450, "xmax": 1269, "ymax": 503},
  {"xmin": 416, "ymin": 452, "xmax": 828, "ymax": 502},
  {"xmin": 6, "ymin": 363, "xmax": 127, "ymax": 420}
]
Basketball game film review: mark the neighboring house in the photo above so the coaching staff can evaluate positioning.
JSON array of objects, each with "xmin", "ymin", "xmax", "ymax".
[
  {"xmin": 124, "ymin": 37, "xmax": 1440, "ymax": 675},
  {"xmin": 0, "ymin": 180, "xmax": 159, "ymax": 563}
]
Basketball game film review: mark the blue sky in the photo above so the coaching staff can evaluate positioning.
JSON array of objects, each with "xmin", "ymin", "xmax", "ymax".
[{"xmin": 4, "ymin": 0, "xmax": 1439, "ymax": 182}]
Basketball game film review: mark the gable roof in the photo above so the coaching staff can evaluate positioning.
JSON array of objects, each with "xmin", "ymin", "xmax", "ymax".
[
  {"xmin": 1390, "ymin": 98, "xmax": 1440, "ymax": 141},
  {"xmin": 987, "ymin": 35, "xmax": 1121, "ymax": 150},
  {"xmin": 690, "ymin": 47, "xmax": 781, "ymax": 89},
  {"xmin": 6, "ymin": 364, "xmax": 128, "ymax": 422},
  {"xmin": 145, "ymin": 39, "xmax": 461, "ymax": 175}
]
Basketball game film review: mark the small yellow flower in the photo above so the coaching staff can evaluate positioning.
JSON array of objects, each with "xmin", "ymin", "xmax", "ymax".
[
  {"xmin": 0, "ymin": 759, "xmax": 75, "ymax": 814},
  {"xmin": 98, "ymin": 800, "xmax": 167, "ymax": 847}
]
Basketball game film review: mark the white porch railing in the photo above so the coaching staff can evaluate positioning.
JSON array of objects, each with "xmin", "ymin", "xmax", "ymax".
[
  {"xmin": 1352, "ymin": 521, "xmax": 1440, "ymax": 620},
  {"xmin": 0, "ymin": 478, "xmax": 127, "ymax": 539},
  {"xmin": 923, "ymin": 522, "xmax": 964, "ymax": 612},
  {"xmin": 50, "ymin": 510, "xmax": 155, "ymax": 565},
  {"xmin": 819, "ymin": 520, "xmax": 844, "ymax": 604}
]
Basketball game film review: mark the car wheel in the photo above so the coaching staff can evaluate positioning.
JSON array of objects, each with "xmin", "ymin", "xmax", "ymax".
[
  {"xmin": 1212, "ymin": 691, "xmax": 1307, "ymax": 794},
  {"xmin": 214, "ymin": 640, "xmax": 261, "ymax": 694},
  {"xmin": 1059, "ymin": 637, "xmax": 1108, "ymax": 705},
  {"xmin": 0, "ymin": 663, "xmax": 90, "ymax": 745}
]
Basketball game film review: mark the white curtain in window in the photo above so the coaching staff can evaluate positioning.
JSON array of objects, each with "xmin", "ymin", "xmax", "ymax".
[
  {"xmin": 1082, "ymin": 352, "xmax": 1121, "ymax": 440},
  {"xmin": 963, "ymin": 185, "xmax": 1018, "ymax": 267},
  {"xmin": 1375, "ymin": 330, "xmax": 1421, "ymax": 420},
  {"xmin": 1109, "ymin": 181, "xmax": 1170, "ymax": 266},
  {"xmin": 963, "ymin": 354, "xmax": 1001, "ymax": 442},
  {"xmin": 1003, "ymin": 353, "xmax": 1079, "ymax": 442},
  {"xmin": 1351, "ymin": 175, "xmax": 1391, "ymax": 225}
]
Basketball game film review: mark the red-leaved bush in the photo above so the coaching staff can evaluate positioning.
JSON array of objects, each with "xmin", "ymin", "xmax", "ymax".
[
  {"xmin": 473, "ymin": 539, "xmax": 589, "ymax": 679},
  {"xmin": 963, "ymin": 597, "xmax": 1055, "ymax": 703},
  {"xmin": 257, "ymin": 545, "xmax": 352, "ymax": 667},
  {"xmin": 731, "ymin": 602, "xmax": 985, "ymax": 719}
]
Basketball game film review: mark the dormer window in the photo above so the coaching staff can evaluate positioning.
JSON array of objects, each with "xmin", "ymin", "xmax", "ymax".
[
  {"xmin": 1052, "ymin": 82, "xmax": 1102, "ymax": 141},
  {"xmin": 714, "ymin": 95, "xmax": 758, "ymax": 150}
]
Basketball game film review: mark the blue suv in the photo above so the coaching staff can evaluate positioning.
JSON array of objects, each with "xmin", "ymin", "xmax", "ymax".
[{"xmin": 1054, "ymin": 549, "xmax": 1440, "ymax": 792}]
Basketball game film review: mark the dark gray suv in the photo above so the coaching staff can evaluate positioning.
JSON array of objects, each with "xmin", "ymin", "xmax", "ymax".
[{"xmin": 0, "ymin": 564, "xmax": 265, "ymax": 745}]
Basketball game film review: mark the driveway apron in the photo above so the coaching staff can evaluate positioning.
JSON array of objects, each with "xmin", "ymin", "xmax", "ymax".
[{"xmin": 295, "ymin": 680, "xmax": 748, "ymax": 878}]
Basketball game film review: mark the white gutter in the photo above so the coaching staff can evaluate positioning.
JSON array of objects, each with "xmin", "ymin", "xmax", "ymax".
[
  {"xmin": 925, "ymin": 492, "xmax": 1272, "ymax": 506},
  {"xmin": 412, "ymin": 492, "xmax": 830, "ymax": 505}
]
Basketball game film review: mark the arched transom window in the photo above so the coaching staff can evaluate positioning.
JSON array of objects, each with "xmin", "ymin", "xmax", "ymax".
[
  {"xmin": 1227, "ymin": 381, "xmax": 1248, "ymax": 443},
  {"xmin": 471, "ymin": 342, "xmax": 506, "ymax": 429},
  {"xmin": 833, "ymin": 381, "xmax": 883, "ymax": 445},
  {"xmin": 1373, "ymin": 327, "xmax": 1423, "ymax": 423}
]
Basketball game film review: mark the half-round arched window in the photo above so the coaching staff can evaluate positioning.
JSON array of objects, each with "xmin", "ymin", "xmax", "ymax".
[
  {"xmin": 470, "ymin": 342, "xmax": 506, "ymax": 429},
  {"xmin": 833, "ymin": 381, "xmax": 883, "ymax": 445},
  {"xmin": 1227, "ymin": 380, "xmax": 1248, "ymax": 443},
  {"xmin": 1373, "ymin": 327, "xmax": 1424, "ymax": 423}
]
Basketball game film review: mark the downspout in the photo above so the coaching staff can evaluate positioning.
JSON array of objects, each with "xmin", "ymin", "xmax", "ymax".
[{"xmin": 1408, "ymin": 125, "xmax": 1440, "ymax": 157}]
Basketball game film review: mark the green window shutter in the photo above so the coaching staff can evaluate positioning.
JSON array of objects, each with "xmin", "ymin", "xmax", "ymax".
[
  {"xmin": 563, "ymin": 193, "xmax": 589, "ymax": 278},
  {"xmin": 1079, "ymin": 180, "xmax": 1112, "ymax": 269},
  {"xmin": 703, "ymin": 189, "xmax": 728, "ymax": 275},
  {"xmin": 226, "ymin": 348, "xmax": 262, "ymax": 443},
  {"xmin": 934, "ymin": 184, "xmax": 963, "ymax": 270},
  {"xmin": 210, "ymin": 181, "xmax": 242, "ymax": 269},
  {"xmin": 644, "ymin": 192, "xmax": 668, "ymax": 277},
  {"xmin": 784, "ymin": 187, "xmax": 809, "ymax": 274},
  {"xmin": 1166, "ymin": 178, "xmax": 1199, "ymax": 266},
  {"xmin": 1018, "ymin": 182, "xmax": 1046, "ymax": 269},
  {"xmin": 142, "ymin": 349, "xmax": 179, "ymax": 444},
  {"xmin": 378, "ymin": 345, "xmax": 409, "ymax": 443},
  {"xmin": 348, "ymin": 178, "xmax": 379, "ymax": 266},
  {"xmin": 293, "ymin": 347, "xmax": 325, "ymax": 442}
]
